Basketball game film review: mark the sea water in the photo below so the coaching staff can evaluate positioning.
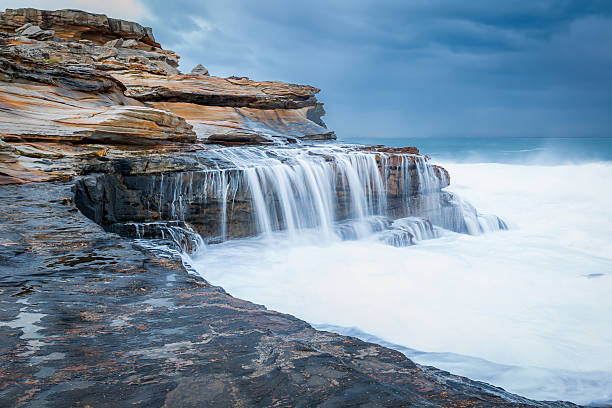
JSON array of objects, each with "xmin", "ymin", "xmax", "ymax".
[{"xmin": 190, "ymin": 137, "xmax": 612, "ymax": 405}]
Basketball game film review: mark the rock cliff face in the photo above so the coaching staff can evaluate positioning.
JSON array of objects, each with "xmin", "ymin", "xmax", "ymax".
[
  {"xmin": 0, "ymin": 8, "xmax": 572, "ymax": 408},
  {"xmin": 71, "ymin": 147, "xmax": 452, "ymax": 243},
  {"xmin": 0, "ymin": 8, "xmax": 159, "ymax": 46},
  {"xmin": 0, "ymin": 54, "xmax": 196, "ymax": 145},
  {"xmin": 0, "ymin": 7, "xmax": 334, "ymax": 147}
]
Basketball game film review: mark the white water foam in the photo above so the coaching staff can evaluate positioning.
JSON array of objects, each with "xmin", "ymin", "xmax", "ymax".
[
  {"xmin": 149, "ymin": 145, "xmax": 499, "ymax": 244},
  {"xmin": 190, "ymin": 160, "xmax": 612, "ymax": 405}
]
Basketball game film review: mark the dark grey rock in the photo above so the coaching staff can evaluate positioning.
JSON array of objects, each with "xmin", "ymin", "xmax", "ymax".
[
  {"xmin": 0, "ymin": 181, "xmax": 578, "ymax": 408},
  {"xmin": 16, "ymin": 23, "xmax": 54, "ymax": 40},
  {"xmin": 191, "ymin": 63, "xmax": 209, "ymax": 76}
]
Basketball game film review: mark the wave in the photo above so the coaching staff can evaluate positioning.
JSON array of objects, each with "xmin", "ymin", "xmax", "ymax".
[{"xmin": 191, "ymin": 161, "xmax": 612, "ymax": 405}]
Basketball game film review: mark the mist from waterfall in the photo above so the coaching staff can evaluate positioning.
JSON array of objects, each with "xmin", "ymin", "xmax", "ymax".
[
  {"xmin": 153, "ymin": 145, "xmax": 504, "ymax": 247},
  {"xmin": 183, "ymin": 140, "xmax": 612, "ymax": 406}
]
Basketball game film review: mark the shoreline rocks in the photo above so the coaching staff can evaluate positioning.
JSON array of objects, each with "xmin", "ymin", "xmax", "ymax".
[
  {"xmin": 0, "ymin": 181, "xmax": 578, "ymax": 408},
  {"xmin": 0, "ymin": 11, "xmax": 335, "ymax": 146}
]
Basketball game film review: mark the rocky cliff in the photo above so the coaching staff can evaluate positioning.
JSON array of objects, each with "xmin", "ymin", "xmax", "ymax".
[
  {"xmin": 0, "ymin": 8, "xmax": 159, "ymax": 46},
  {"xmin": 0, "ymin": 8, "xmax": 333, "ymax": 152},
  {"xmin": 0, "ymin": 8, "xmax": 574, "ymax": 408}
]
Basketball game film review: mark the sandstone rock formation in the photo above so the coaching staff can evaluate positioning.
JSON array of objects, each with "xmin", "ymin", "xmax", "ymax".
[
  {"xmin": 0, "ymin": 7, "xmax": 335, "ymax": 148},
  {"xmin": 112, "ymin": 71, "xmax": 334, "ymax": 144},
  {"xmin": 115, "ymin": 71, "xmax": 320, "ymax": 108},
  {"xmin": 2, "ymin": 26, "xmax": 180, "ymax": 74},
  {"xmin": 0, "ymin": 182, "xmax": 577, "ymax": 408},
  {"xmin": 0, "ymin": 55, "xmax": 196, "ymax": 145},
  {"xmin": 151, "ymin": 102, "xmax": 333, "ymax": 144}
]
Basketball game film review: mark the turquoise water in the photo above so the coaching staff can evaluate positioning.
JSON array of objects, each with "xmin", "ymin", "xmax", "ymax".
[{"xmin": 340, "ymin": 137, "xmax": 612, "ymax": 164}]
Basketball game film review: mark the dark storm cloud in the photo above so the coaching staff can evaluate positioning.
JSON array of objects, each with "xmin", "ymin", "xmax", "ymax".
[{"xmin": 138, "ymin": 1, "xmax": 612, "ymax": 138}]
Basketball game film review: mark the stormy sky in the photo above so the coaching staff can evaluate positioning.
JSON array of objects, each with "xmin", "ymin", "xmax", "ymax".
[{"xmin": 2, "ymin": 0, "xmax": 612, "ymax": 138}]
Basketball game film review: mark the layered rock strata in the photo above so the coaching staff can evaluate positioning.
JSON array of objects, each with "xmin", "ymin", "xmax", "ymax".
[
  {"xmin": 72, "ymin": 146, "xmax": 452, "ymax": 243},
  {"xmin": 0, "ymin": 55, "xmax": 196, "ymax": 145},
  {"xmin": 0, "ymin": 182, "xmax": 577, "ymax": 408},
  {"xmin": 0, "ymin": 8, "xmax": 159, "ymax": 46},
  {"xmin": 0, "ymin": 8, "xmax": 334, "ymax": 147}
]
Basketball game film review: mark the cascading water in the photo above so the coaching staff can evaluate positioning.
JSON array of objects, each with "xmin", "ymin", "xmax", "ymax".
[
  {"xmin": 181, "ymin": 145, "xmax": 612, "ymax": 406},
  {"xmin": 207, "ymin": 146, "xmax": 390, "ymax": 240},
  {"xmin": 130, "ymin": 144, "xmax": 506, "ymax": 253},
  {"xmin": 208, "ymin": 144, "xmax": 506, "ymax": 242},
  {"xmin": 379, "ymin": 217, "xmax": 439, "ymax": 247},
  {"xmin": 127, "ymin": 221, "xmax": 205, "ymax": 254}
]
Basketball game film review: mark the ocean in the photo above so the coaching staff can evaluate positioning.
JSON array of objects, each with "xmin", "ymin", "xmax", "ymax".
[
  {"xmin": 190, "ymin": 137, "xmax": 612, "ymax": 406},
  {"xmin": 343, "ymin": 136, "xmax": 612, "ymax": 164}
]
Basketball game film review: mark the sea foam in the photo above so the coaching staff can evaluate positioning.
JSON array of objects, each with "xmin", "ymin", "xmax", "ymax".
[{"xmin": 191, "ymin": 161, "xmax": 612, "ymax": 405}]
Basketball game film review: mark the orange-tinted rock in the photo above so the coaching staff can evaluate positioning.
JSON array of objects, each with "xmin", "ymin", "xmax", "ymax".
[
  {"xmin": 0, "ymin": 55, "xmax": 196, "ymax": 145},
  {"xmin": 432, "ymin": 165, "xmax": 450, "ymax": 187},
  {"xmin": 0, "ymin": 155, "xmax": 67, "ymax": 184},
  {"xmin": 113, "ymin": 72, "xmax": 321, "ymax": 109},
  {"xmin": 110, "ymin": 72, "xmax": 333, "ymax": 144},
  {"xmin": 0, "ymin": 8, "xmax": 333, "ymax": 147},
  {"xmin": 152, "ymin": 102, "xmax": 335, "ymax": 143},
  {"xmin": 0, "ymin": 9, "xmax": 562, "ymax": 407},
  {"xmin": 360, "ymin": 145, "xmax": 423, "ymax": 175}
]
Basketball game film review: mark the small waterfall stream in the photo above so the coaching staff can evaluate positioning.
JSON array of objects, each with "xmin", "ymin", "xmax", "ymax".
[{"xmin": 134, "ymin": 144, "xmax": 506, "ymax": 252}]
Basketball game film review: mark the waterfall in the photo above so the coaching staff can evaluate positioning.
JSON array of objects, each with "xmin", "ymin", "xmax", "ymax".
[
  {"xmin": 207, "ymin": 146, "xmax": 392, "ymax": 240},
  {"xmin": 126, "ymin": 220, "xmax": 205, "ymax": 253},
  {"xmin": 379, "ymin": 217, "xmax": 440, "ymax": 247},
  {"xmin": 132, "ymin": 144, "xmax": 506, "ymax": 251}
]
